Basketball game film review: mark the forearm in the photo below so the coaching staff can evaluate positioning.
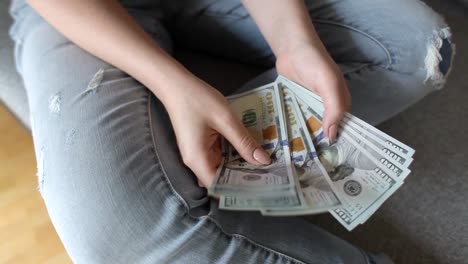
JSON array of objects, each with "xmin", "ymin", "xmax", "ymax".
[
  {"xmin": 27, "ymin": 0, "xmax": 193, "ymax": 103},
  {"xmin": 241, "ymin": 0, "xmax": 326, "ymax": 56}
]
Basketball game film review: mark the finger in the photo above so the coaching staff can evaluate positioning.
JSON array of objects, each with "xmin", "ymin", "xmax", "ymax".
[
  {"xmin": 181, "ymin": 138, "xmax": 221, "ymax": 188},
  {"xmin": 215, "ymin": 114, "xmax": 271, "ymax": 165},
  {"xmin": 197, "ymin": 180, "xmax": 205, "ymax": 188},
  {"xmin": 190, "ymin": 153, "xmax": 218, "ymax": 188}
]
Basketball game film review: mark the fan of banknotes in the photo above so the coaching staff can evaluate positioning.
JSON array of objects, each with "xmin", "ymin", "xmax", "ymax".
[{"xmin": 208, "ymin": 76, "xmax": 415, "ymax": 231}]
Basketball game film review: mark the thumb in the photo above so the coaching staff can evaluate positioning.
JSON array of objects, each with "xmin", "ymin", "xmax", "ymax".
[
  {"xmin": 318, "ymin": 81, "xmax": 350, "ymax": 143},
  {"xmin": 216, "ymin": 115, "xmax": 271, "ymax": 165},
  {"xmin": 322, "ymin": 105, "xmax": 344, "ymax": 143}
]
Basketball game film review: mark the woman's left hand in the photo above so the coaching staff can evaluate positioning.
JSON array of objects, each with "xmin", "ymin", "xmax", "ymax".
[{"xmin": 276, "ymin": 41, "xmax": 351, "ymax": 142}]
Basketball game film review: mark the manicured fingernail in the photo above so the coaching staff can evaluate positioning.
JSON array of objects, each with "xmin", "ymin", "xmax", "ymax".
[
  {"xmin": 328, "ymin": 124, "xmax": 338, "ymax": 143},
  {"xmin": 253, "ymin": 148, "xmax": 271, "ymax": 165}
]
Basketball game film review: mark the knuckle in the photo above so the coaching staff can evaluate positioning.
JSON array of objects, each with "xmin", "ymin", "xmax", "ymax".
[
  {"xmin": 216, "ymin": 110, "xmax": 238, "ymax": 126},
  {"xmin": 182, "ymin": 156, "xmax": 193, "ymax": 167},
  {"xmin": 238, "ymin": 134, "xmax": 257, "ymax": 152},
  {"xmin": 325, "ymin": 103, "xmax": 343, "ymax": 115},
  {"xmin": 336, "ymin": 104, "xmax": 347, "ymax": 114},
  {"xmin": 181, "ymin": 151, "xmax": 195, "ymax": 167}
]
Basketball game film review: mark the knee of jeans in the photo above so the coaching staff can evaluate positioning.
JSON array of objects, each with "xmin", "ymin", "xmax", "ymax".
[
  {"xmin": 387, "ymin": 0, "xmax": 455, "ymax": 91},
  {"xmin": 393, "ymin": 29, "xmax": 455, "ymax": 101},
  {"xmin": 396, "ymin": 28, "xmax": 455, "ymax": 94},
  {"xmin": 421, "ymin": 27, "xmax": 454, "ymax": 91}
]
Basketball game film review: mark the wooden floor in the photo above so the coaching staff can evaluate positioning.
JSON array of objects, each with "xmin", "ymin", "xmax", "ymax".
[{"xmin": 0, "ymin": 105, "xmax": 71, "ymax": 263}]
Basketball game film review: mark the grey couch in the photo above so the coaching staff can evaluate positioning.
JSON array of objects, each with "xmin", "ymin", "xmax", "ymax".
[{"xmin": 1, "ymin": 0, "xmax": 467, "ymax": 263}]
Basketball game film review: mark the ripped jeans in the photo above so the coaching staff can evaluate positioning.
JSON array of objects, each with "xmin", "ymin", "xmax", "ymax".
[{"xmin": 9, "ymin": 0, "xmax": 453, "ymax": 263}]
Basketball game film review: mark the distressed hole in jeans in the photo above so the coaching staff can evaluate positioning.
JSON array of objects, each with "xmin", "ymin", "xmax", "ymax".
[
  {"xmin": 48, "ymin": 92, "xmax": 61, "ymax": 115},
  {"xmin": 65, "ymin": 129, "xmax": 77, "ymax": 146},
  {"xmin": 37, "ymin": 149, "xmax": 45, "ymax": 192},
  {"xmin": 85, "ymin": 68, "xmax": 105, "ymax": 93},
  {"xmin": 424, "ymin": 27, "xmax": 455, "ymax": 89}
]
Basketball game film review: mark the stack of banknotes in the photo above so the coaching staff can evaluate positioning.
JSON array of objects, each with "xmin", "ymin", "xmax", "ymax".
[{"xmin": 208, "ymin": 76, "xmax": 415, "ymax": 231}]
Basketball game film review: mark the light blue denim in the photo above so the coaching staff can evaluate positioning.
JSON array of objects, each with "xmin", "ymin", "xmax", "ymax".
[{"xmin": 9, "ymin": 0, "xmax": 453, "ymax": 263}]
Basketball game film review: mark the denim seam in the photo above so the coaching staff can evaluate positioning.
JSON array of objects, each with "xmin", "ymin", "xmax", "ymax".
[
  {"xmin": 341, "ymin": 63, "xmax": 374, "ymax": 76},
  {"xmin": 311, "ymin": 19, "xmax": 393, "ymax": 69},
  {"xmin": 173, "ymin": 13, "xmax": 394, "ymax": 70},
  {"xmin": 146, "ymin": 92, "xmax": 312, "ymax": 264},
  {"xmin": 146, "ymin": 91, "xmax": 191, "ymax": 210}
]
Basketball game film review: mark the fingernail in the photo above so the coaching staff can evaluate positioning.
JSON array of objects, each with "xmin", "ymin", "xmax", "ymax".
[
  {"xmin": 328, "ymin": 124, "xmax": 338, "ymax": 143},
  {"xmin": 253, "ymin": 148, "xmax": 271, "ymax": 165}
]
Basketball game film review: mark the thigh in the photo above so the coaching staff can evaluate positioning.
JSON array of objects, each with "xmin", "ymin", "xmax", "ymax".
[{"xmin": 10, "ymin": 3, "xmax": 208, "ymax": 263}]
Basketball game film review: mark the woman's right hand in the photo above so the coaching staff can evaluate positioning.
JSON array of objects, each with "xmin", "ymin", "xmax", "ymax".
[
  {"xmin": 162, "ymin": 76, "xmax": 271, "ymax": 188},
  {"xmin": 27, "ymin": 0, "xmax": 271, "ymax": 189}
]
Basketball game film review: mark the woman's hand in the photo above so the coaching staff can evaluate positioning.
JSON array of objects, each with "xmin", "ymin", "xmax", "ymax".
[
  {"xmin": 276, "ymin": 41, "xmax": 351, "ymax": 142},
  {"xmin": 241, "ymin": 0, "xmax": 351, "ymax": 142},
  {"xmin": 163, "ymin": 76, "xmax": 271, "ymax": 187},
  {"xmin": 27, "ymin": 0, "xmax": 254, "ymax": 188}
]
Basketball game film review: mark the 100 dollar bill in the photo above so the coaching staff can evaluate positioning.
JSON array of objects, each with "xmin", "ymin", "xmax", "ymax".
[
  {"xmin": 262, "ymin": 85, "xmax": 342, "ymax": 215},
  {"xmin": 289, "ymin": 84, "xmax": 412, "ymax": 181},
  {"xmin": 277, "ymin": 75, "xmax": 415, "ymax": 158},
  {"xmin": 212, "ymin": 84, "xmax": 302, "ymax": 206},
  {"xmin": 279, "ymin": 80, "xmax": 407, "ymax": 230}
]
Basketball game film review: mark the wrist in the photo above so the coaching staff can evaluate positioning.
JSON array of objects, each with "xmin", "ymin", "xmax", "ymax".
[
  {"xmin": 141, "ymin": 53, "xmax": 199, "ymax": 106},
  {"xmin": 276, "ymin": 33, "xmax": 329, "ymax": 60},
  {"xmin": 276, "ymin": 40, "xmax": 331, "ymax": 72},
  {"xmin": 276, "ymin": 39, "xmax": 341, "ymax": 88}
]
